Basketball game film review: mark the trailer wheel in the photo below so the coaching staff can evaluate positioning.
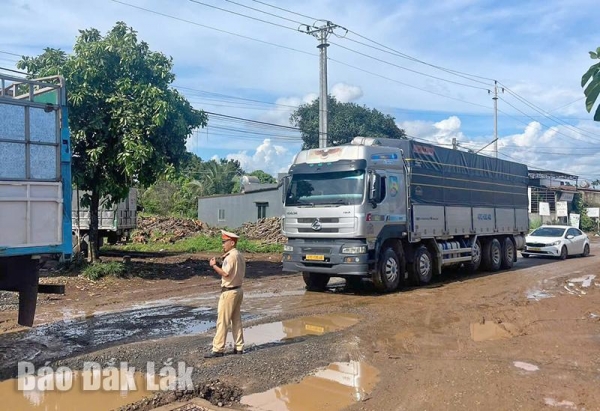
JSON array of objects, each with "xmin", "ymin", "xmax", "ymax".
[
  {"xmin": 500, "ymin": 237, "xmax": 515, "ymax": 269},
  {"xmin": 302, "ymin": 272, "xmax": 330, "ymax": 291},
  {"xmin": 464, "ymin": 239, "xmax": 482, "ymax": 273},
  {"xmin": 408, "ymin": 245, "xmax": 433, "ymax": 285},
  {"xmin": 482, "ymin": 238, "xmax": 502, "ymax": 271},
  {"xmin": 373, "ymin": 247, "xmax": 402, "ymax": 292}
]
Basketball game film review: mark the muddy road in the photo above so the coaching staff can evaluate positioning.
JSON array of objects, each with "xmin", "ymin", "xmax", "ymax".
[{"xmin": 1, "ymin": 241, "xmax": 599, "ymax": 411}]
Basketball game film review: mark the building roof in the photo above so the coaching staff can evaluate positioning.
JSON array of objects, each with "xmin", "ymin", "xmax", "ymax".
[{"xmin": 528, "ymin": 169, "xmax": 578, "ymax": 181}]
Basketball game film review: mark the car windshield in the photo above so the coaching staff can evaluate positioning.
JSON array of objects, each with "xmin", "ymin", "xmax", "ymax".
[
  {"xmin": 530, "ymin": 227, "xmax": 566, "ymax": 237},
  {"xmin": 285, "ymin": 170, "xmax": 365, "ymax": 206}
]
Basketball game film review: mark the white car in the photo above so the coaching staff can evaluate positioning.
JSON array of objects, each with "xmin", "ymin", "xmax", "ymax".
[{"xmin": 522, "ymin": 225, "xmax": 590, "ymax": 260}]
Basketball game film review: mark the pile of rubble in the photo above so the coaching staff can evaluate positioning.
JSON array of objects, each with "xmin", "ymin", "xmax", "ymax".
[
  {"xmin": 239, "ymin": 217, "xmax": 286, "ymax": 243},
  {"xmin": 132, "ymin": 215, "xmax": 219, "ymax": 244},
  {"xmin": 131, "ymin": 215, "xmax": 285, "ymax": 244}
]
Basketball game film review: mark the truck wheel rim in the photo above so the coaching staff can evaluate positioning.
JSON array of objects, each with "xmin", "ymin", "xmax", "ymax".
[
  {"xmin": 472, "ymin": 243, "xmax": 481, "ymax": 264},
  {"xmin": 385, "ymin": 258, "xmax": 398, "ymax": 282},
  {"xmin": 419, "ymin": 254, "xmax": 431, "ymax": 278},
  {"xmin": 492, "ymin": 244, "xmax": 501, "ymax": 265},
  {"xmin": 505, "ymin": 242, "xmax": 514, "ymax": 261}
]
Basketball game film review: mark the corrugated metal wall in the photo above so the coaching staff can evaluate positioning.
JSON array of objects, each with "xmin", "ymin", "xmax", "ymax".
[{"xmin": 197, "ymin": 188, "xmax": 283, "ymax": 228}]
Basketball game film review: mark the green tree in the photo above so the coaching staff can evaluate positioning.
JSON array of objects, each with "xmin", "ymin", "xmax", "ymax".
[
  {"xmin": 581, "ymin": 46, "xmax": 600, "ymax": 121},
  {"xmin": 290, "ymin": 95, "xmax": 406, "ymax": 149},
  {"xmin": 18, "ymin": 22, "xmax": 207, "ymax": 261},
  {"xmin": 573, "ymin": 193, "xmax": 595, "ymax": 232}
]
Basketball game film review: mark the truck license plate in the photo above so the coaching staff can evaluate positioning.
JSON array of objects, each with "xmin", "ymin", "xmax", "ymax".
[{"xmin": 305, "ymin": 254, "xmax": 324, "ymax": 261}]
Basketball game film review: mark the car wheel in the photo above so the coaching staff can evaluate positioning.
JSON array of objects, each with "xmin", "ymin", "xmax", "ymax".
[
  {"xmin": 559, "ymin": 246, "xmax": 568, "ymax": 260},
  {"xmin": 582, "ymin": 243, "xmax": 590, "ymax": 257}
]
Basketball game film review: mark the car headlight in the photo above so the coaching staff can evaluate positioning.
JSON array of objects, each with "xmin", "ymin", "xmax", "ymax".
[
  {"xmin": 283, "ymin": 245, "xmax": 293, "ymax": 252},
  {"xmin": 341, "ymin": 245, "xmax": 367, "ymax": 254},
  {"xmin": 549, "ymin": 241, "xmax": 561, "ymax": 246}
]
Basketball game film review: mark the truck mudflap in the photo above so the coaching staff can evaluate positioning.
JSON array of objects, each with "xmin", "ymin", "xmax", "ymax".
[{"xmin": 282, "ymin": 239, "xmax": 369, "ymax": 276}]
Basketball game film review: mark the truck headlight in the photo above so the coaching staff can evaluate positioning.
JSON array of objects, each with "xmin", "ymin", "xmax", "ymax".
[
  {"xmin": 549, "ymin": 241, "xmax": 561, "ymax": 246},
  {"xmin": 283, "ymin": 245, "xmax": 293, "ymax": 252},
  {"xmin": 341, "ymin": 245, "xmax": 367, "ymax": 254}
]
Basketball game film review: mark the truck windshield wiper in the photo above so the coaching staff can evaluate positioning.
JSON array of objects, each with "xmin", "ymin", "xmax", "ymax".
[{"xmin": 296, "ymin": 201, "xmax": 315, "ymax": 207}]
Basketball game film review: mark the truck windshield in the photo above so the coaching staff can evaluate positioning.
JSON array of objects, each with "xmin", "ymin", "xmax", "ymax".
[{"xmin": 285, "ymin": 170, "xmax": 365, "ymax": 206}]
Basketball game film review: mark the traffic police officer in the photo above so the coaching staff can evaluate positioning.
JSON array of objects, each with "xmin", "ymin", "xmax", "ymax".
[{"xmin": 204, "ymin": 230, "xmax": 246, "ymax": 357}]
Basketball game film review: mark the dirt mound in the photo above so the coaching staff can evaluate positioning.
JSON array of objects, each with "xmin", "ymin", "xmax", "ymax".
[
  {"xmin": 132, "ymin": 215, "xmax": 219, "ymax": 244},
  {"xmin": 132, "ymin": 215, "xmax": 285, "ymax": 244}
]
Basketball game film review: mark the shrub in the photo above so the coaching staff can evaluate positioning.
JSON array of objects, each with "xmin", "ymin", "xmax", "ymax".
[{"xmin": 82, "ymin": 262, "xmax": 126, "ymax": 281}]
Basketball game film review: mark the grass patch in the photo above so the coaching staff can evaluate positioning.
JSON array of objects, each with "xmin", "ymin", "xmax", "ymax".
[
  {"xmin": 103, "ymin": 234, "xmax": 283, "ymax": 254},
  {"xmin": 82, "ymin": 262, "xmax": 127, "ymax": 281}
]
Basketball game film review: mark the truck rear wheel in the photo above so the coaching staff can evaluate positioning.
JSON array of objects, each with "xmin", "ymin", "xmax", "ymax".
[
  {"xmin": 482, "ymin": 238, "xmax": 502, "ymax": 271},
  {"xmin": 501, "ymin": 237, "xmax": 515, "ymax": 269},
  {"xmin": 373, "ymin": 247, "xmax": 402, "ymax": 292},
  {"xmin": 302, "ymin": 272, "xmax": 330, "ymax": 291},
  {"xmin": 408, "ymin": 245, "xmax": 433, "ymax": 285},
  {"xmin": 464, "ymin": 239, "xmax": 482, "ymax": 273}
]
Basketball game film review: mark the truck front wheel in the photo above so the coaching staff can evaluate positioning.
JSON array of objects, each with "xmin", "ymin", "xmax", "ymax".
[
  {"xmin": 302, "ymin": 272, "xmax": 330, "ymax": 291},
  {"xmin": 373, "ymin": 247, "xmax": 403, "ymax": 292},
  {"xmin": 409, "ymin": 245, "xmax": 433, "ymax": 285}
]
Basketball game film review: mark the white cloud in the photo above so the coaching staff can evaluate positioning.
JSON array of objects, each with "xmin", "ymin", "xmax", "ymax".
[
  {"xmin": 331, "ymin": 83, "xmax": 363, "ymax": 103},
  {"xmin": 225, "ymin": 139, "xmax": 295, "ymax": 176},
  {"xmin": 399, "ymin": 115, "xmax": 466, "ymax": 145}
]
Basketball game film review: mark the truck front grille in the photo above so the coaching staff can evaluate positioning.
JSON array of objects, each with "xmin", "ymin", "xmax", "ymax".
[
  {"xmin": 301, "ymin": 247, "xmax": 331, "ymax": 254},
  {"xmin": 297, "ymin": 218, "xmax": 339, "ymax": 223},
  {"xmin": 298, "ymin": 228, "xmax": 339, "ymax": 233}
]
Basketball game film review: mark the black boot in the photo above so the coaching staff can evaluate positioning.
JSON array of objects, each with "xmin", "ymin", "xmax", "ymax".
[{"xmin": 204, "ymin": 351, "xmax": 224, "ymax": 358}]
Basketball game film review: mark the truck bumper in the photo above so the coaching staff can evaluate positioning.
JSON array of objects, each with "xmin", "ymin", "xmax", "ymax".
[{"xmin": 282, "ymin": 238, "xmax": 369, "ymax": 276}]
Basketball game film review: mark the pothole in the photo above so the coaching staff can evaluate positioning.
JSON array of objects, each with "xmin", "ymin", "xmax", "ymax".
[{"xmin": 241, "ymin": 361, "xmax": 379, "ymax": 411}]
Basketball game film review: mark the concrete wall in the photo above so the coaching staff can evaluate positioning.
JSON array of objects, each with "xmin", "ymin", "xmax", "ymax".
[
  {"xmin": 582, "ymin": 189, "xmax": 600, "ymax": 206},
  {"xmin": 197, "ymin": 188, "xmax": 283, "ymax": 228}
]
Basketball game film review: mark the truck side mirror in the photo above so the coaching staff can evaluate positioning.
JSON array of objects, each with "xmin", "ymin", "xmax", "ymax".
[
  {"xmin": 281, "ymin": 175, "xmax": 291, "ymax": 204},
  {"xmin": 368, "ymin": 172, "xmax": 381, "ymax": 207}
]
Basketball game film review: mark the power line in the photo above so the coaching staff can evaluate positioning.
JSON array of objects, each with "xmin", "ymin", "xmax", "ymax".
[
  {"xmin": 498, "ymin": 96, "xmax": 599, "ymax": 146},
  {"xmin": 187, "ymin": 0, "xmax": 299, "ymax": 32},
  {"xmin": 344, "ymin": 30, "xmax": 496, "ymax": 84},
  {"xmin": 498, "ymin": 83, "xmax": 600, "ymax": 142},
  {"xmin": 0, "ymin": 50, "xmax": 22, "ymax": 57},
  {"xmin": 223, "ymin": 0, "xmax": 308, "ymax": 26},
  {"xmin": 330, "ymin": 41, "xmax": 490, "ymax": 91},
  {"xmin": 250, "ymin": 0, "xmax": 319, "ymax": 21},
  {"xmin": 205, "ymin": 111, "xmax": 301, "ymax": 131},
  {"xmin": 0, "ymin": 66, "xmax": 26, "ymax": 75},
  {"xmin": 329, "ymin": 58, "xmax": 493, "ymax": 110},
  {"xmin": 110, "ymin": 0, "xmax": 315, "ymax": 57}
]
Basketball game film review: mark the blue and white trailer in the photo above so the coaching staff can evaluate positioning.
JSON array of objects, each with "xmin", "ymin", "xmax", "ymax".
[{"xmin": 0, "ymin": 73, "xmax": 72, "ymax": 326}]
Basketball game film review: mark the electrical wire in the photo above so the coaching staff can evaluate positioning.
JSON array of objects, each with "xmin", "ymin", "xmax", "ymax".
[
  {"xmin": 187, "ymin": 0, "xmax": 300, "ymax": 32},
  {"xmin": 110, "ymin": 0, "xmax": 315, "ymax": 56},
  {"xmin": 250, "ymin": 0, "xmax": 319, "ymax": 21},
  {"xmin": 223, "ymin": 0, "xmax": 309, "ymax": 27}
]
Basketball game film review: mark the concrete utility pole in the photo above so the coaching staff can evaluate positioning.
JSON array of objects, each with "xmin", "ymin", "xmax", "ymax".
[
  {"xmin": 300, "ymin": 21, "xmax": 347, "ymax": 148},
  {"xmin": 489, "ymin": 80, "xmax": 504, "ymax": 158}
]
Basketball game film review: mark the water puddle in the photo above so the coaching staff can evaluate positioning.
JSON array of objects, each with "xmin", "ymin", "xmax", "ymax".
[
  {"xmin": 236, "ymin": 313, "xmax": 360, "ymax": 349},
  {"xmin": 513, "ymin": 361, "xmax": 539, "ymax": 372},
  {"xmin": 527, "ymin": 289, "xmax": 553, "ymax": 301},
  {"xmin": 0, "ymin": 370, "xmax": 162, "ymax": 411},
  {"xmin": 544, "ymin": 397, "xmax": 577, "ymax": 409},
  {"xmin": 0, "ymin": 305, "xmax": 217, "ymax": 369},
  {"xmin": 470, "ymin": 320, "xmax": 515, "ymax": 342},
  {"xmin": 241, "ymin": 361, "xmax": 379, "ymax": 411}
]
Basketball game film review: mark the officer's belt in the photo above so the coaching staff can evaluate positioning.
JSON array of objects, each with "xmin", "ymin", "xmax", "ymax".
[{"xmin": 221, "ymin": 286, "xmax": 241, "ymax": 292}]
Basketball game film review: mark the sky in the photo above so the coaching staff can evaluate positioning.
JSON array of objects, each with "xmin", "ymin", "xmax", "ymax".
[{"xmin": 1, "ymin": 0, "xmax": 599, "ymax": 183}]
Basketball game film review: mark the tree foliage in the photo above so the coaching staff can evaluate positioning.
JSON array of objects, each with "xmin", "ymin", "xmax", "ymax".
[
  {"xmin": 581, "ymin": 46, "xmax": 600, "ymax": 121},
  {"xmin": 18, "ymin": 22, "xmax": 207, "ymax": 260},
  {"xmin": 290, "ymin": 95, "xmax": 406, "ymax": 149}
]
